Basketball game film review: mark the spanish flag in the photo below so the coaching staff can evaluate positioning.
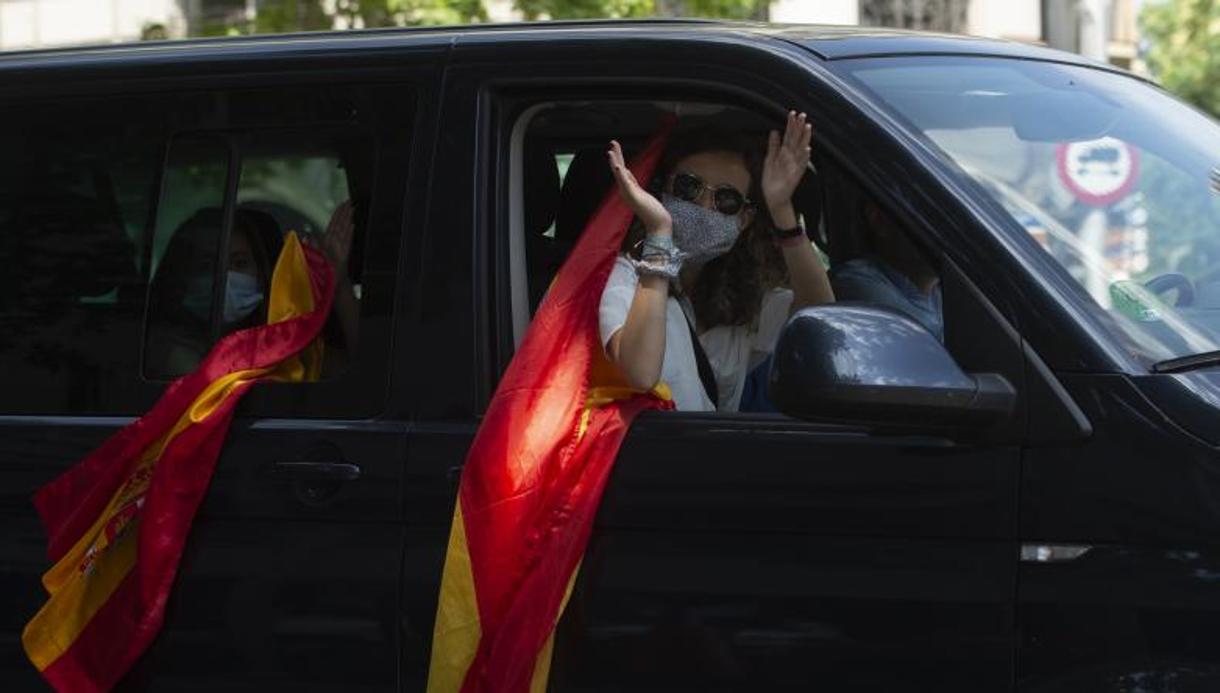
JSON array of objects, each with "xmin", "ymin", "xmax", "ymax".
[
  {"xmin": 22, "ymin": 232, "xmax": 334, "ymax": 693},
  {"xmin": 427, "ymin": 122, "xmax": 675, "ymax": 693}
]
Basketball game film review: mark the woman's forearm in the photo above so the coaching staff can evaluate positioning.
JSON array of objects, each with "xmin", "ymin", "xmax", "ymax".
[
  {"xmin": 607, "ymin": 274, "xmax": 670, "ymax": 390},
  {"xmin": 772, "ymin": 203, "xmax": 834, "ymax": 311}
]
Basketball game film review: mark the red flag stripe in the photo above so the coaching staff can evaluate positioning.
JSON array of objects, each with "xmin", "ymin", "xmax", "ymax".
[
  {"xmin": 452, "ymin": 120, "xmax": 675, "ymax": 692},
  {"xmin": 27, "ymin": 239, "xmax": 335, "ymax": 691}
]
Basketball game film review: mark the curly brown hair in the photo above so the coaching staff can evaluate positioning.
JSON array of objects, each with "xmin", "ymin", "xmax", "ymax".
[{"xmin": 624, "ymin": 125, "xmax": 788, "ymax": 329}]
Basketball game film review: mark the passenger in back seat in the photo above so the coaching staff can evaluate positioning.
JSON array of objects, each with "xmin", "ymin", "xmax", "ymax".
[
  {"xmin": 145, "ymin": 208, "xmax": 277, "ymax": 378},
  {"xmin": 599, "ymin": 112, "xmax": 836, "ymax": 411},
  {"xmin": 145, "ymin": 202, "xmax": 359, "ymax": 379}
]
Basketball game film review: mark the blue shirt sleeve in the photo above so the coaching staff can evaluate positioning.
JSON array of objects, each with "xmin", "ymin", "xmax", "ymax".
[{"xmin": 831, "ymin": 258, "xmax": 945, "ymax": 343}]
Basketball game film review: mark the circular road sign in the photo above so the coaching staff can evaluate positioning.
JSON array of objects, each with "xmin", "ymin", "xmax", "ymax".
[{"xmin": 1056, "ymin": 137, "xmax": 1140, "ymax": 207}]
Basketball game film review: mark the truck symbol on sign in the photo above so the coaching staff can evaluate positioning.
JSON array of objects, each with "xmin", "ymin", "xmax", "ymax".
[{"xmin": 1077, "ymin": 145, "xmax": 1122, "ymax": 176}]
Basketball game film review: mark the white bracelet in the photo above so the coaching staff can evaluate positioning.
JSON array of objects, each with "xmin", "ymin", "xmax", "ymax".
[{"xmin": 631, "ymin": 235, "xmax": 683, "ymax": 280}]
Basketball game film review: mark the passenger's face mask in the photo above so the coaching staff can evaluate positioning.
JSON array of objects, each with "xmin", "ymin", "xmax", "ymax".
[
  {"xmin": 662, "ymin": 193, "xmax": 742, "ymax": 265},
  {"xmin": 183, "ymin": 272, "xmax": 264, "ymax": 324}
]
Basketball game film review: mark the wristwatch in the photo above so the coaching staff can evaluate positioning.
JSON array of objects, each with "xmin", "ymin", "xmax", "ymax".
[{"xmin": 771, "ymin": 223, "xmax": 805, "ymax": 241}]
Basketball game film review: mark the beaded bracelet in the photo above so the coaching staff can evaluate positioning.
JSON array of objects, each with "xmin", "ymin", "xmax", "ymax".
[{"xmin": 631, "ymin": 235, "xmax": 684, "ymax": 281}]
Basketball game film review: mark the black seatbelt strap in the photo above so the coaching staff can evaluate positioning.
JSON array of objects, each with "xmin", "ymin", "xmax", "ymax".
[{"xmin": 681, "ymin": 307, "xmax": 719, "ymax": 408}]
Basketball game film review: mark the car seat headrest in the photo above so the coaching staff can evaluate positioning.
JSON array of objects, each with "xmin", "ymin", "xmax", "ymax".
[
  {"xmin": 821, "ymin": 166, "xmax": 869, "ymax": 265},
  {"xmin": 791, "ymin": 163, "xmax": 827, "ymax": 250},
  {"xmin": 556, "ymin": 147, "xmax": 616, "ymax": 244},
  {"xmin": 524, "ymin": 137, "xmax": 560, "ymax": 238}
]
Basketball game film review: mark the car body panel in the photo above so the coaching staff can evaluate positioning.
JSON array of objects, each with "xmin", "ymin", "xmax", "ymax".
[{"xmin": 1, "ymin": 20, "xmax": 1219, "ymax": 693}]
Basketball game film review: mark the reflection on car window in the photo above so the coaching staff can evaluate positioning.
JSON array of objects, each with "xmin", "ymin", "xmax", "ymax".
[
  {"xmin": 238, "ymin": 154, "xmax": 350, "ymax": 238},
  {"xmin": 0, "ymin": 96, "xmax": 161, "ymax": 415},
  {"xmin": 143, "ymin": 134, "xmax": 367, "ymax": 381},
  {"xmin": 844, "ymin": 57, "xmax": 1220, "ymax": 363}
]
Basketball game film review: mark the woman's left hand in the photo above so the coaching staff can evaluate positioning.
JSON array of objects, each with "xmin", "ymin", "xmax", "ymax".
[{"xmin": 761, "ymin": 111, "xmax": 813, "ymax": 223}]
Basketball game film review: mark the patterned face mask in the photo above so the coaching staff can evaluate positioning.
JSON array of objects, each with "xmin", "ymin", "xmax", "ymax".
[{"xmin": 662, "ymin": 193, "xmax": 742, "ymax": 265}]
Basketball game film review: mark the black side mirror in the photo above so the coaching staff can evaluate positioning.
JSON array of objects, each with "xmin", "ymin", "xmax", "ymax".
[{"xmin": 769, "ymin": 305, "xmax": 1015, "ymax": 429}]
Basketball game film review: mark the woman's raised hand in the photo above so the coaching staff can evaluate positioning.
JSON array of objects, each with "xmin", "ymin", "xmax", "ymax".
[
  {"xmin": 762, "ymin": 111, "xmax": 813, "ymax": 226},
  {"xmin": 607, "ymin": 140, "xmax": 672, "ymax": 235},
  {"xmin": 319, "ymin": 200, "xmax": 355, "ymax": 278}
]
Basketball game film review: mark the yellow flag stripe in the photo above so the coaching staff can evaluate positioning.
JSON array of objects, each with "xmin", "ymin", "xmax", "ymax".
[
  {"xmin": 528, "ymin": 565, "xmax": 581, "ymax": 693},
  {"xmin": 23, "ymin": 367, "xmax": 264, "ymax": 670},
  {"xmin": 23, "ymin": 233, "xmax": 320, "ymax": 673},
  {"xmin": 427, "ymin": 506, "xmax": 483, "ymax": 693},
  {"xmin": 428, "ymin": 383, "xmax": 674, "ymax": 692},
  {"xmin": 22, "ymin": 514, "xmax": 139, "ymax": 671}
]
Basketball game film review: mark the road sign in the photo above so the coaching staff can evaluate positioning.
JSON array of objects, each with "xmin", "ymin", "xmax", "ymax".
[{"xmin": 1056, "ymin": 137, "xmax": 1139, "ymax": 207}]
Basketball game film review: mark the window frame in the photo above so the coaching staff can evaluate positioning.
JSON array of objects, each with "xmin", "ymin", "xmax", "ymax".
[
  {"xmin": 485, "ymin": 81, "xmax": 791, "ymax": 377},
  {"xmin": 483, "ymin": 78, "xmax": 1029, "ymax": 440},
  {"xmin": 141, "ymin": 125, "xmax": 374, "ymax": 382},
  {"xmin": 132, "ymin": 82, "xmax": 418, "ymax": 420}
]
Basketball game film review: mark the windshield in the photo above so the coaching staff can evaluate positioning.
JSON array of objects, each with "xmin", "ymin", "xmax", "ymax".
[{"xmin": 840, "ymin": 56, "xmax": 1220, "ymax": 365}]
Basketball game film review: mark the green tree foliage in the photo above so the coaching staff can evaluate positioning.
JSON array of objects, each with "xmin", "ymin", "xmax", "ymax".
[
  {"xmin": 672, "ymin": 0, "xmax": 767, "ymax": 20},
  {"xmin": 516, "ymin": 0, "xmax": 651, "ymax": 19},
  {"xmin": 196, "ymin": 0, "xmax": 332, "ymax": 36},
  {"xmin": 202, "ymin": 0, "xmax": 761, "ymax": 36},
  {"xmin": 1141, "ymin": 0, "xmax": 1220, "ymax": 118},
  {"xmin": 333, "ymin": 0, "xmax": 487, "ymax": 27},
  {"xmin": 1138, "ymin": 1, "xmax": 1220, "ymax": 280},
  {"xmin": 515, "ymin": 0, "xmax": 761, "ymax": 20},
  {"xmin": 251, "ymin": 0, "xmax": 333, "ymax": 33}
]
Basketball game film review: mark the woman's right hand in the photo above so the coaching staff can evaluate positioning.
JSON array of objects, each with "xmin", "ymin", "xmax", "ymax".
[
  {"xmin": 320, "ymin": 200, "xmax": 355, "ymax": 279},
  {"xmin": 607, "ymin": 140, "xmax": 671, "ymax": 235}
]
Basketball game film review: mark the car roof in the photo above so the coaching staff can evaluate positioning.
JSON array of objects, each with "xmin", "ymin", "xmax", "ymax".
[
  {"xmin": 0, "ymin": 18, "xmax": 1114, "ymax": 73},
  {"xmin": 764, "ymin": 23, "xmax": 1109, "ymax": 65}
]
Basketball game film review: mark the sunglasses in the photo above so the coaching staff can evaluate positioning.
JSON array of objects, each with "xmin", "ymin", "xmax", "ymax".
[{"xmin": 669, "ymin": 171, "xmax": 751, "ymax": 216}]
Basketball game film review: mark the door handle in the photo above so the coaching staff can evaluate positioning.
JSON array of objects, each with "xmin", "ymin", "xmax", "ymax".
[
  {"xmin": 270, "ymin": 460, "xmax": 362, "ymax": 482},
  {"xmin": 265, "ymin": 441, "xmax": 358, "ymax": 506}
]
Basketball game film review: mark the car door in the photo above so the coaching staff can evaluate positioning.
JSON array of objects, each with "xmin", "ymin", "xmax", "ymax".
[
  {"xmin": 0, "ymin": 51, "xmax": 444, "ymax": 691},
  {"xmin": 124, "ymin": 77, "xmax": 435, "ymax": 691},
  {"xmin": 0, "ymin": 86, "xmax": 175, "ymax": 690},
  {"xmin": 399, "ymin": 30, "xmax": 1024, "ymax": 692},
  {"xmin": 825, "ymin": 52, "xmax": 1220, "ymax": 691}
]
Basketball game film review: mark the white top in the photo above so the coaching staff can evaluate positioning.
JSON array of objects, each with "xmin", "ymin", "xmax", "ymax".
[{"xmin": 599, "ymin": 255, "xmax": 794, "ymax": 412}]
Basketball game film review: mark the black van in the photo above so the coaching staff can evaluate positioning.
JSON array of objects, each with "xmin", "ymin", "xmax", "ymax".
[{"xmin": 3, "ymin": 19, "xmax": 1220, "ymax": 692}]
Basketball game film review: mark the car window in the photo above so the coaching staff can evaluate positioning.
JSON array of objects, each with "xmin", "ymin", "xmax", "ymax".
[
  {"xmin": 0, "ymin": 95, "xmax": 163, "ymax": 415},
  {"xmin": 510, "ymin": 99, "xmax": 944, "ymax": 414},
  {"xmin": 143, "ymin": 135, "xmax": 230, "ymax": 380},
  {"xmin": 0, "ymin": 84, "xmax": 414, "ymax": 418},
  {"xmin": 842, "ymin": 56, "xmax": 1220, "ymax": 365},
  {"xmin": 142, "ymin": 130, "xmax": 371, "ymax": 382}
]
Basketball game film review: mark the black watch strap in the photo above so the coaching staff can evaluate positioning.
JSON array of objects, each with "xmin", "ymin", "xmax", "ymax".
[{"xmin": 771, "ymin": 223, "xmax": 805, "ymax": 240}]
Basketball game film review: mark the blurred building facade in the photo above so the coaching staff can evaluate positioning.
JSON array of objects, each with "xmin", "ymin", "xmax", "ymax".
[
  {"xmin": 776, "ymin": 0, "xmax": 1143, "ymax": 73},
  {"xmin": 0, "ymin": 0, "xmax": 187, "ymax": 49},
  {"xmin": 0, "ymin": 0, "xmax": 1142, "ymax": 74}
]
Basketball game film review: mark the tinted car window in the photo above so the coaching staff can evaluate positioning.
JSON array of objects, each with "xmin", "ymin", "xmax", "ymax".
[
  {"xmin": 239, "ymin": 153, "xmax": 351, "ymax": 237},
  {"xmin": 0, "ymin": 96, "xmax": 163, "ymax": 415},
  {"xmin": 143, "ymin": 135, "xmax": 230, "ymax": 380},
  {"xmin": 0, "ymin": 84, "xmax": 412, "ymax": 418},
  {"xmin": 143, "ymin": 130, "xmax": 370, "ymax": 381}
]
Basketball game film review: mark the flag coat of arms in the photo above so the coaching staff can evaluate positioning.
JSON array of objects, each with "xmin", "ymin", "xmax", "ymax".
[
  {"xmin": 427, "ymin": 121, "xmax": 675, "ymax": 693},
  {"xmin": 22, "ymin": 232, "xmax": 335, "ymax": 693}
]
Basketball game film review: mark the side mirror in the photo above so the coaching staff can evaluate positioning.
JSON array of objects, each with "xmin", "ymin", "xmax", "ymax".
[{"xmin": 769, "ymin": 305, "xmax": 1015, "ymax": 429}]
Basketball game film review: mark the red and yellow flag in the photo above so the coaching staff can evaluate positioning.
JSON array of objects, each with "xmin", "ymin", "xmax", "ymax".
[
  {"xmin": 427, "ymin": 122, "xmax": 675, "ymax": 693},
  {"xmin": 22, "ymin": 232, "xmax": 335, "ymax": 693}
]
